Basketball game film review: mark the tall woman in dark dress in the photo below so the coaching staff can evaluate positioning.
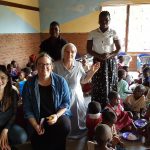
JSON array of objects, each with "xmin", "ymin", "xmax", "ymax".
[{"xmin": 87, "ymin": 11, "xmax": 121, "ymax": 109}]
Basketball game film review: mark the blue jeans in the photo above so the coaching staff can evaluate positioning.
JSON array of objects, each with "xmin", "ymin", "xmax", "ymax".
[
  {"xmin": 8, "ymin": 124, "xmax": 28, "ymax": 146},
  {"xmin": 116, "ymin": 145, "xmax": 126, "ymax": 150}
]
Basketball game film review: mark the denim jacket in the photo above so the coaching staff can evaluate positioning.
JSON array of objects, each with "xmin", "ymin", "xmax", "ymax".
[{"xmin": 22, "ymin": 72, "xmax": 71, "ymax": 123}]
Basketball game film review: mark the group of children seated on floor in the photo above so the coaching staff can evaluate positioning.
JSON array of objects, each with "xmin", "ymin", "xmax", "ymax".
[
  {"xmin": 86, "ymin": 90, "xmax": 150, "ymax": 150},
  {"xmin": 86, "ymin": 56, "xmax": 150, "ymax": 150},
  {"xmin": 3, "ymin": 54, "xmax": 150, "ymax": 149},
  {"xmin": 6, "ymin": 55, "xmax": 37, "ymax": 96}
]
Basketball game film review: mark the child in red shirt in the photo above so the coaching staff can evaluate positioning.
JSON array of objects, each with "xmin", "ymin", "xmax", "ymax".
[{"xmin": 86, "ymin": 101, "xmax": 102, "ymax": 140}]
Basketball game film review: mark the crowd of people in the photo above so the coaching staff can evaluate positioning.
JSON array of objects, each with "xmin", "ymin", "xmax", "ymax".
[{"xmin": 0, "ymin": 11, "xmax": 150, "ymax": 150}]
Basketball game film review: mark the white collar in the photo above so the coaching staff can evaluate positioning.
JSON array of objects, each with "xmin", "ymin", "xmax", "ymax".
[{"xmin": 88, "ymin": 113, "xmax": 101, "ymax": 119}]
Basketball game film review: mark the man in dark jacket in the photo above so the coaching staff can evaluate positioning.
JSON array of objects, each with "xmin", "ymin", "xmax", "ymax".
[{"xmin": 40, "ymin": 21, "xmax": 67, "ymax": 61}]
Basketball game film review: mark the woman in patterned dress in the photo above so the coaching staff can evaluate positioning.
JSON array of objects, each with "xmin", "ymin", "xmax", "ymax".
[{"xmin": 87, "ymin": 11, "xmax": 121, "ymax": 109}]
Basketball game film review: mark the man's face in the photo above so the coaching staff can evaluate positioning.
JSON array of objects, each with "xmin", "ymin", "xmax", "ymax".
[{"xmin": 49, "ymin": 25, "xmax": 60, "ymax": 38}]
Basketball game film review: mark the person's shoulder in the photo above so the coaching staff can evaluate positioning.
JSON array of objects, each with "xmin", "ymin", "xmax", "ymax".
[
  {"xmin": 122, "ymin": 79, "xmax": 129, "ymax": 85},
  {"xmin": 89, "ymin": 28, "xmax": 99, "ymax": 33},
  {"xmin": 109, "ymin": 28, "xmax": 117, "ymax": 32},
  {"xmin": 41, "ymin": 37, "xmax": 51, "ymax": 44},
  {"xmin": 11, "ymin": 86, "xmax": 19, "ymax": 95},
  {"xmin": 25, "ymin": 75, "xmax": 37, "ymax": 86},
  {"xmin": 127, "ymin": 94, "xmax": 134, "ymax": 99},
  {"xmin": 120, "ymin": 79, "xmax": 127, "ymax": 83},
  {"xmin": 51, "ymin": 72, "xmax": 66, "ymax": 81},
  {"xmin": 141, "ymin": 95, "xmax": 146, "ymax": 100},
  {"xmin": 109, "ymin": 28, "xmax": 117, "ymax": 35},
  {"xmin": 58, "ymin": 36, "xmax": 67, "ymax": 43},
  {"xmin": 75, "ymin": 60, "xmax": 82, "ymax": 66}
]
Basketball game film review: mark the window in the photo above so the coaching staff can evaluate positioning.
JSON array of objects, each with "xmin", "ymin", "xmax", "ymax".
[
  {"xmin": 128, "ymin": 5, "xmax": 150, "ymax": 52},
  {"xmin": 102, "ymin": 4, "xmax": 150, "ymax": 52}
]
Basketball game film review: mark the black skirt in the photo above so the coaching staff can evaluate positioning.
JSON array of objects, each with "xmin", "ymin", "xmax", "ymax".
[{"xmin": 91, "ymin": 57, "xmax": 118, "ymax": 109}]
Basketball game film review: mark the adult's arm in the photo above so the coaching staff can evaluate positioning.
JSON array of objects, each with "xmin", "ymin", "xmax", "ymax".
[
  {"xmin": 46, "ymin": 77, "xmax": 70, "ymax": 125},
  {"xmin": 5, "ymin": 89, "xmax": 18, "ymax": 129},
  {"xmin": 123, "ymin": 82, "xmax": 133, "ymax": 94},
  {"xmin": 109, "ymin": 39, "xmax": 121, "ymax": 58},
  {"xmin": 22, "ymin": 81, "xmax": 44, "ymax": 134},
  {"xmin": 81, "ymin": 62, "xmax": 100, "ymax": 84},
  {"xmin": 22, "ymin": 82, "xmax": 36, "ymax": 120},
  {"xmin": 58, "ymin": 78, "xmax": 70, "ymax": 110}
]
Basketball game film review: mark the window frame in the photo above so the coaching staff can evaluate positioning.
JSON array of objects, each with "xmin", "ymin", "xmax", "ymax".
[{"xmin": 101, "ymin": 4, "xmax": 150, "ymax": 53}]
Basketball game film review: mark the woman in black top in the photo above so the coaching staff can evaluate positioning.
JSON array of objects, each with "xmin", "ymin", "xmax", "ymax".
[{"xmin": 0, "ymin": 65, "xmax": 27, "ymax": 150}]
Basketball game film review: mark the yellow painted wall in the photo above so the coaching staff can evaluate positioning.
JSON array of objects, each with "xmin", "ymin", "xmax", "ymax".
[
  {"xmin": 0, "ymin": 0, "xmax": 40, "ymax": 33},
  {"xmin": 2, "ymin": 0, "xmax": 39, "ymax": 7},
  {"xmin": 8, "ymin": 7, "xmax": 40, "ymax": 32},
  {"xmin": 60, "ymin": 11, "xmax": 99, "ymax": 33},
  {"xmin": 43, "ymin": 11, "xmax": 99, "ymax": 33}
]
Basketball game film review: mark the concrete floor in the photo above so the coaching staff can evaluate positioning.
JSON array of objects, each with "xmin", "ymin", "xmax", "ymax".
[{"xmin": 15, "ymin": 135, "xmax": 150, "ymax": 150}]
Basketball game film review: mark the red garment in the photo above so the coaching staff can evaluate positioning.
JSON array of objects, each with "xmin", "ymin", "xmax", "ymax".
[
  {"xmin": 86, "ymin": 114, "xmax": 102, "ymax": 139},
  {"xmin": 105, "ymin": 104, "xmax": 133, "ymax": 131}
]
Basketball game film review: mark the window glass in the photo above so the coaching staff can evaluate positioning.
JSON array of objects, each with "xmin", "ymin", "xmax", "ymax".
[
  {"xmin": 102, "ymin": 6, "xmax": 127, "ymax": 52},
  {"xmin": 128, "ymin": 4, "xmax": 150, "ymax": 52}
]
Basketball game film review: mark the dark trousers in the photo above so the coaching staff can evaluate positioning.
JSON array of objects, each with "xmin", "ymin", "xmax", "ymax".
[{"xmin": 31, "ymin": 115, "xmax": 71, "ymax": 150}]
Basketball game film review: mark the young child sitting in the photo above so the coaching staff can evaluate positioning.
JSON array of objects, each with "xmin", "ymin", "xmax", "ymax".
[
  {"xmin": 142, "ymin": 66, "xmax": 150, "ymax": 87},
  {"xmin": 138, "ymin": 109, "xmax": 150, "ymax": 147},
  {"xmin": 122, "ymin": 66, "xmax": 134, "ymax": 85},
  {"xmin": 95, "ymin": 124, "xmax": 115, "ymax": 150},
  {"xmin": 105, "ymin": 91, "xmax": 136, "ymax": 132},
  {"xmin": 125, "ymin": 84, "xmax": 146, "ymax": 119},
  {"xmin": 101, "ymin": 110, "xmax": 125, "ymax": 150},
  {"xmin": 118, "ymin": 56, "xmax": 125, "ymax": 70},
  {"xmin": 118, "ymin": 69, "xmax": 133, "ymax": 102},
  {"xmin": 86, "ymin": 101, "xmax": 102, "ymax": 140},
  {"xmin": 144, "ymin": 103, "xmax": 150, "ymax": 120}
]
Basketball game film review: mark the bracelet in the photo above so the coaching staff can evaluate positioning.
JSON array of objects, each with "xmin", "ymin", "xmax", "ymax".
[{"xmin": 56, "ymin": 113, "xmax": 59, "ymax": 119}]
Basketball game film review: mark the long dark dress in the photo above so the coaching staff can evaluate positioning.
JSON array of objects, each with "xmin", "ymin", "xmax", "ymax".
[{"xmin": 91, "ymin": 58, "xmax": 118, "ymax": 109}]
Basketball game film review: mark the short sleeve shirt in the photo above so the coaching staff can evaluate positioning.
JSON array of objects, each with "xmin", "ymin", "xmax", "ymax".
[{"xmin": 87, "ymin": 28, "xmax": 119, "ymax": 54}]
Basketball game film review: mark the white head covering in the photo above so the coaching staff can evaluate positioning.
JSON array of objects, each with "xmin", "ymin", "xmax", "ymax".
[{"xmin": 61, "ymin": 43, "xmax": 77, "ymax": 60}]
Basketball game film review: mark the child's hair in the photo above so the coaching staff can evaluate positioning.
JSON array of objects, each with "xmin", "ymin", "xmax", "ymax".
[
  {"xmin": 118, "ymin": 55, "xmax": 124, "ymax": 62},
  {"xmin": 143, "ymin": 67, "xmax": 150, "ymax": 76},
  {"xmin": 95, "ymin": 124, "xmax": 112, "ymax": 144},
  {"xmin": 22, "ymin": 67, "xmax": 32, "ymax": 78},
  {"xmin": 99, "ymin": 11, "xmax": 110, "ymax": 19},
  {"xmin": 118, "ymin": 69, "xmax": 126, "ymax": 79},
  {"xmin": 87, "ymin": 101, "xmax": 101, "ymax": 114},
  {"xmin": 102, "ymin": 109, "xmax": 117, "ymax": 125},
  {"xmin": 108, "ymin": 91, "xmax": 118, "ymax": 102},
  {"xmin": 122, "ymin": 66, "xmax": 129, "ymax": 72},
  {"xmin": 133, "ymin": 84, "xmax": 146, "ymax": 94}
]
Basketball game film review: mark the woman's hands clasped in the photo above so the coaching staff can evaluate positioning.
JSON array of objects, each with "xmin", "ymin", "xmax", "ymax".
[{"xmin": 34, "ymin": 114, "xmax": 58, "ymax": 135}]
